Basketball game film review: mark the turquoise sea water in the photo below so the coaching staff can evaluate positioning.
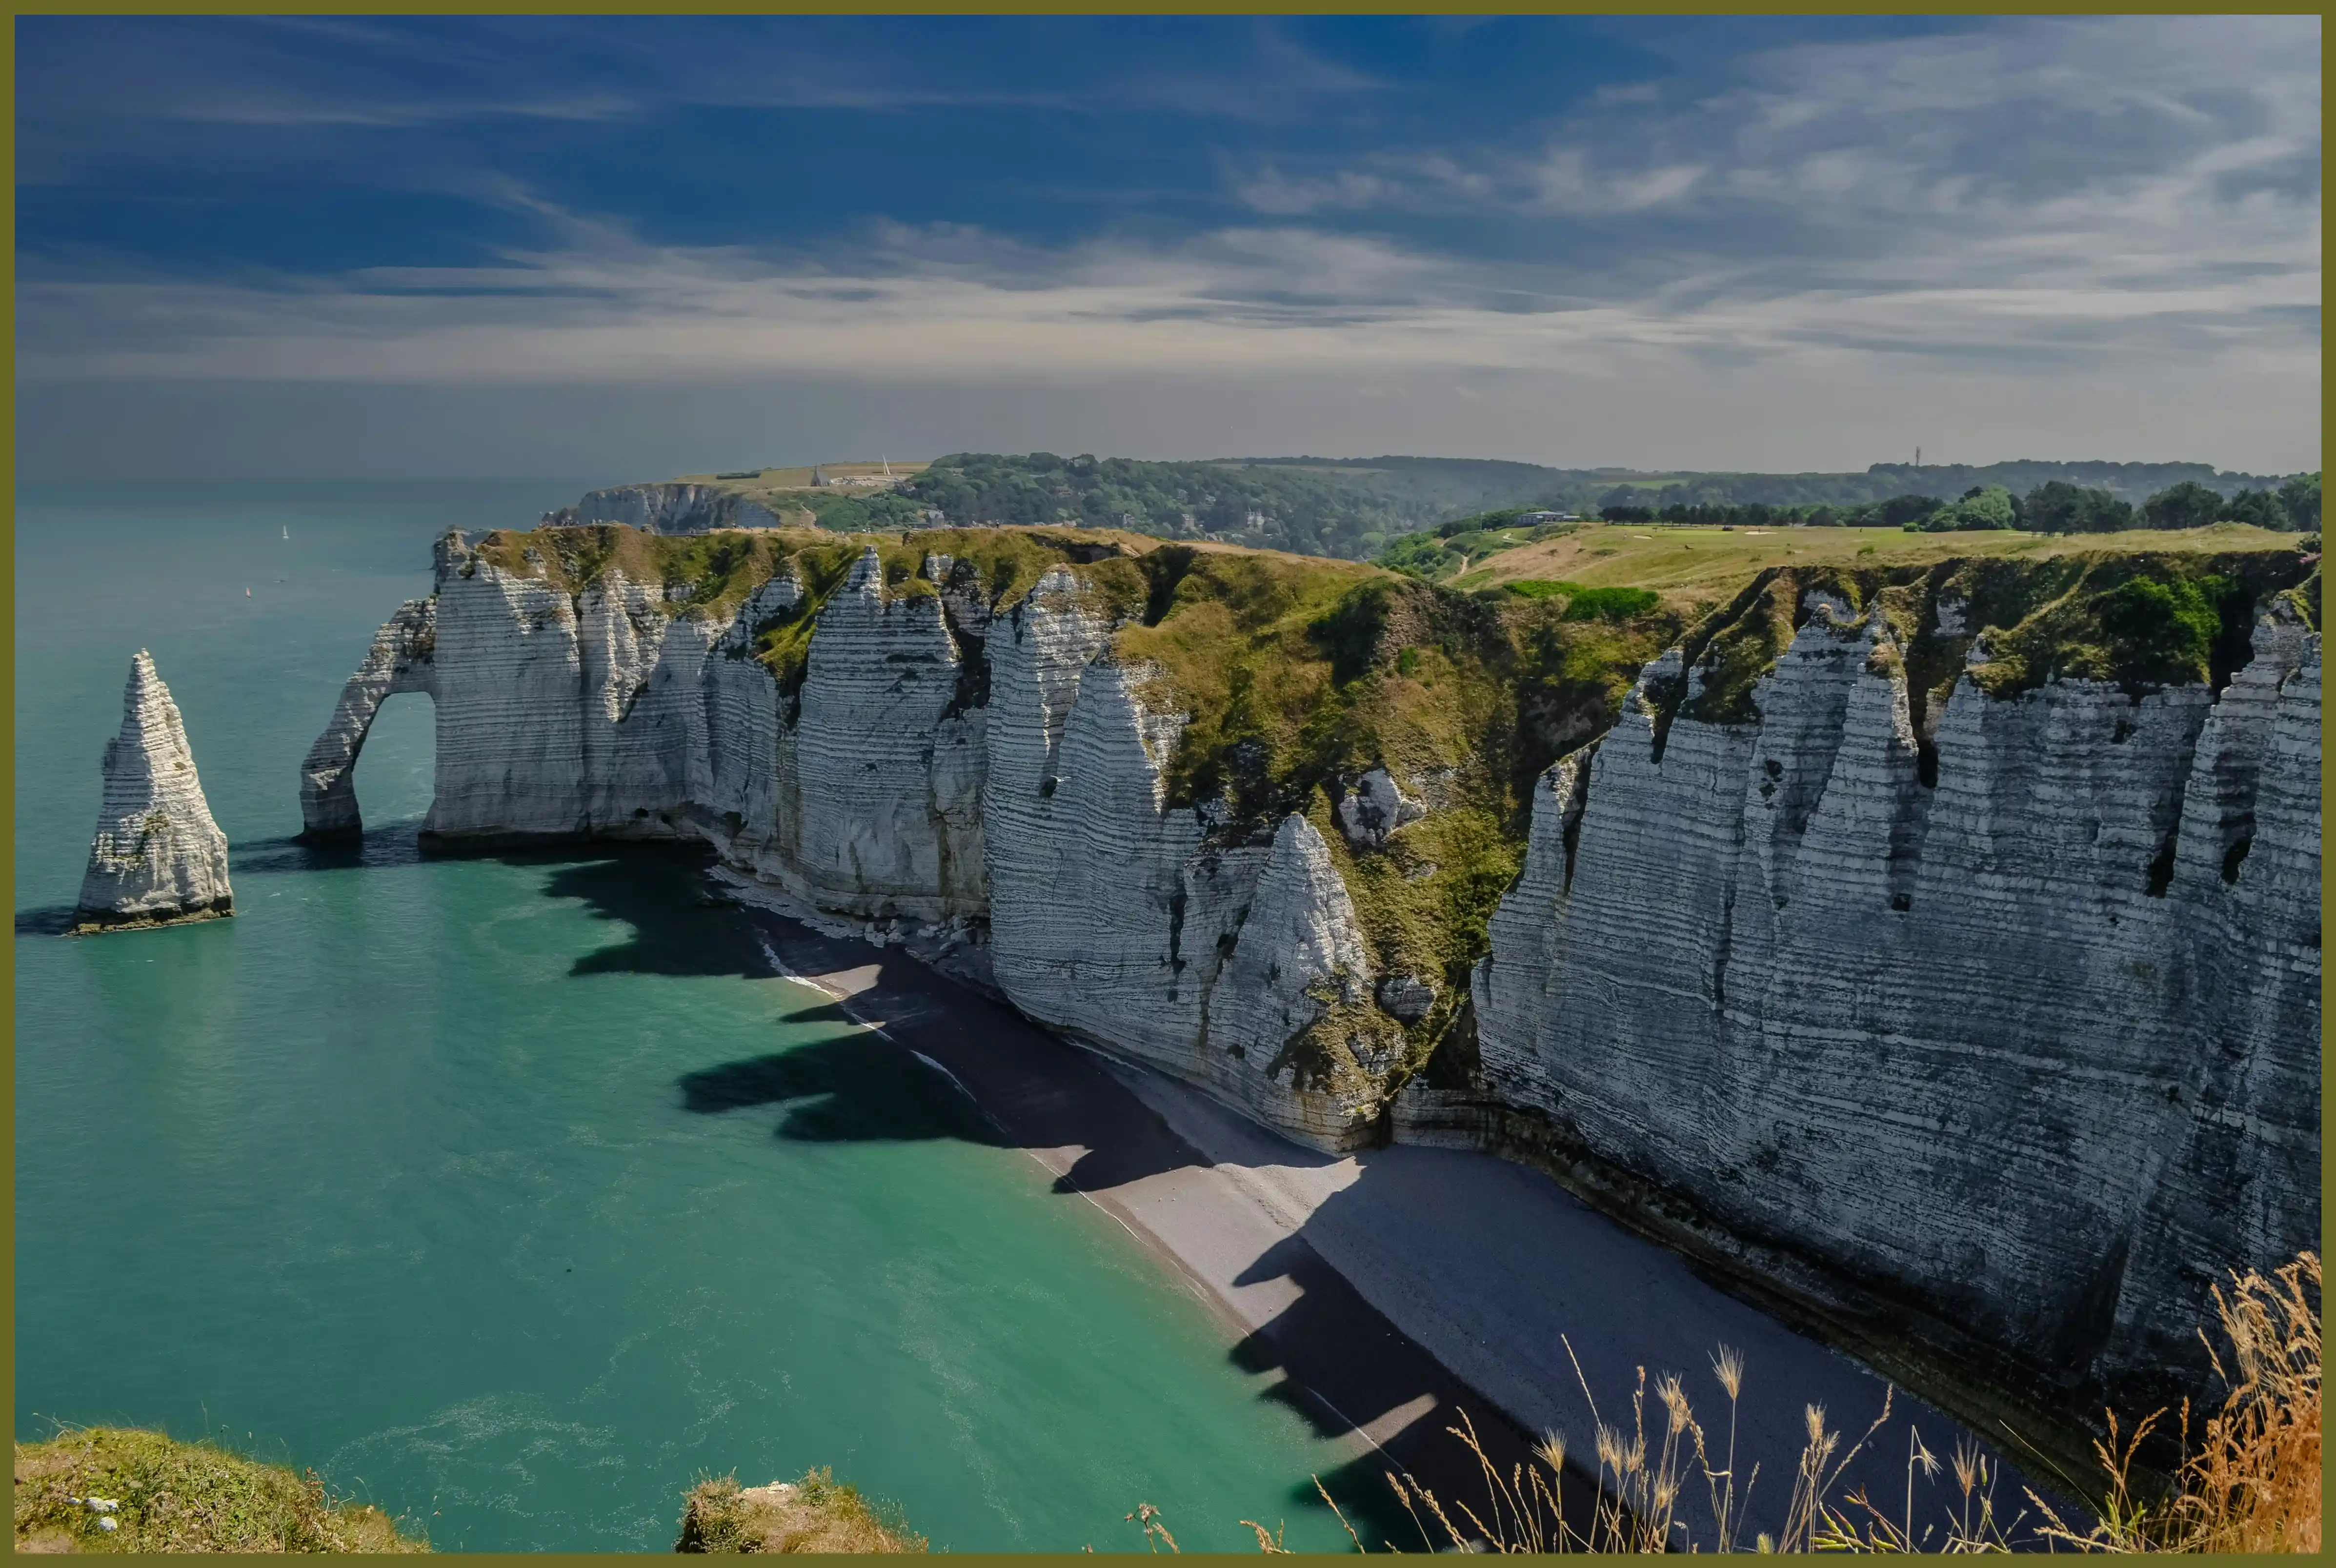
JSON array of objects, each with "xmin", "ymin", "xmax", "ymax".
[{"xmin": 12, "ymin": 482, "xmax": 1361, "ymax": 1552}]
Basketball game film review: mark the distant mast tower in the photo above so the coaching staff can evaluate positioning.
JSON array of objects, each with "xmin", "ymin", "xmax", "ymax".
[{"xmin": 1915, "ymin": 446, "xmax": 1921, "ymax": 469}]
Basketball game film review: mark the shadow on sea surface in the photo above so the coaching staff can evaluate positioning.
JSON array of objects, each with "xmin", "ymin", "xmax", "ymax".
[
  {"xmin": 233, "ymin": 827, "xmax": 428, "ymax": 875},
  {"xmin": 237, "ymin": 833, "xmax": 773, "ymax": 980},
  {"xmin": 678, "ymin": 1038, "xmax": 1008, "ymax": 1146}
]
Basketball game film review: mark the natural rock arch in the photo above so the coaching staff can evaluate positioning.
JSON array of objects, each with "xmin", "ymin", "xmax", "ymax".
[{"xmin": 297, "ymin": 598, "xmax": 437, "ymax": 842}]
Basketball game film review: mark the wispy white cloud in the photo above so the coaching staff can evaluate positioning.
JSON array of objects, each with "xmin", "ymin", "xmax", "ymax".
[
  {"xmin": 17, "ymin": 186, "xmax": 2315, "ymax": 393},
  {"xmin": 1223, "ymin": 15, "xmax": 2322, "ymax": 262}
]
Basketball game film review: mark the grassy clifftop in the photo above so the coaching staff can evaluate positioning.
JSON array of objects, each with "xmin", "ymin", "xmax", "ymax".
[
  {"xmin": 1664, "ymin": 546, "xmax": 2316, "ymax": 732},
  {"xmin": 13, "ymin": 1427, "xmax": 424, "ymax": 1553},
  {"xmin": 1392, "ymin": 517, "xmax": 2303, "ymax": 607},
  {"xmin": 676, "ymin": 1470, "xmax": 925, "ymax": 1553}
]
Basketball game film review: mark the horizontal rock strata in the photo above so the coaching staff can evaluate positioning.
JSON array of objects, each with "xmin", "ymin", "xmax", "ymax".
[
  {"xmin": 76, "ymin": 651, "xmax": 234, "ymax": 933},
  {"xmin": 1446, "ymin": 590, "xmax": 2322, "ymax": 1410}
]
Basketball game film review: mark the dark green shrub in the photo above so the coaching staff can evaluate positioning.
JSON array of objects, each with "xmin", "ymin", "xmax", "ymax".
[
  {"xmin": 2097, "ymin": 573, "xmax": 2225, "ymax": 684},
  {"xmin": 2277, "ymin": 472, "xmax": 2320, "ymax": 529},
  {"xmin": 2143, "ymin": 482, "xmax": 2225, "ymax": 530},
  {"xmin": 1506, "ymin": 580, "xmax": 1659, "ymax": 620},
  {"xmin": 1921, "ymin": 485, "xmax": 2020, "ymax": 532},
  {"xmin": 2024, "ymin": 481, "xmax": 2136, "ymax": 533}
]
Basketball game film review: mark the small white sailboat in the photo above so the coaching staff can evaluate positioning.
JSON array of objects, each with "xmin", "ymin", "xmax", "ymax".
[{"xmin": 282, "ymin": 525, "xmax": 289, "ymax": 540}]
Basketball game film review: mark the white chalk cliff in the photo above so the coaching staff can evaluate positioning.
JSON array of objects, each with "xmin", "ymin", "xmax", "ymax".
[
  {"xmin": 76, "ymin": 651, "xmax": 234, "ymax": 932},
  {"xmin": 302, "ymin": 529, "xmax": 2320, "ymax": 1412},
  {"xmin": 1435, "ymin": 588, "xmax": 2322, "ymax": 1408}
]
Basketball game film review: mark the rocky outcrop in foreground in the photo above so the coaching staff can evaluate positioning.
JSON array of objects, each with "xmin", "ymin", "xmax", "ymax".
[
  {"xmin": 676, "ymin": 1472, "xmax": 923, "ymax": 1554},
  {"xmin": 74, "ymin": 651, "xmax": 233, "ymax": 934},
  {"xmin": 304, "ymin": 524, "xmax": 2320, "ymax": 1418}
]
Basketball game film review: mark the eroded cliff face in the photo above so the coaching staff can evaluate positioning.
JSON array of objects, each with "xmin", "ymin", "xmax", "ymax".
[
  {"xmin": 981, "ymin": 569, "xmax": 1383, "ymax": 1138},
  {"xmin": 1439, "ymin": 580, "xmax": 2322, "ymax": 1410},
  {"xmin": 304, "ymin": 524, "xmax": 2321, "ymax": 1412}
]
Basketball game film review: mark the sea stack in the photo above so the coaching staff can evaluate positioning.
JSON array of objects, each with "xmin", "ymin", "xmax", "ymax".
[{"xmin": 72, "ymin": 651, "xmax": 234, "ymax": 934}]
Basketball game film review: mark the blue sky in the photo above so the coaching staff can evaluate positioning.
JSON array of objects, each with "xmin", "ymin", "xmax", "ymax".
[{"xmin": 15, "ymin": 14, "xmax": 2321, "ymax": 479}]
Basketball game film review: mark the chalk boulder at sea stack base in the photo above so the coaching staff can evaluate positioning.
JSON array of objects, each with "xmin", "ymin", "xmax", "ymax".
[{"xmin": 72, "ymin": 651, "xmax": 234, "ymax": 935}]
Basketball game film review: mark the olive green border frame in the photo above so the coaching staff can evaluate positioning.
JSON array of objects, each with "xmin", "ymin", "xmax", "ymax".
[{"xmin": 0, "ymin": 3, "xmax": 2322, "ymax": 1560}]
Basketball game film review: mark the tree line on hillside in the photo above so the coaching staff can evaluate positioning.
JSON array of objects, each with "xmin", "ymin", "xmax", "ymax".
[
  {"xmin": 897, "ymin": 452, "xmax": 1454, "ymax": 558},
  {"xmin": 1591, "ymin": 460, "xmax": 2297, "ymax": 513},
  {"xmin": 846, "ymin": 453, "xmax": 2320, "ymax": 563},
  {"xmin": 1597, "ymin": 473, "xmax": 2319, "ymax": 534}
]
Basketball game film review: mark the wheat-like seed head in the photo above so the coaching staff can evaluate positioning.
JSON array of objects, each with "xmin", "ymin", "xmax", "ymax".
[
  {"xmin": 1712, "ymin": 1344, "xmax": 1745, "ymax": 1401},
  {"xmin": 1534, "ymin": 1432, "xmax": 1567, "ymax": 1477},
  {"xmin": 1657, "ymin": 1373, "xmax": 1692, "ymax": 1435}
]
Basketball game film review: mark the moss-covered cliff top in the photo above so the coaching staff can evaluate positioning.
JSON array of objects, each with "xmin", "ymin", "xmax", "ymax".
[
  {"xmin": 1104, "ymin": 544, "xmax": 1690, "ymax": 1087},
  {"xmin": 467, "ymin": 523, "xmax": 1158, "ymax": 689},
  {"xmin": 1663, "ymin": 546, "xmax": 2315, "ymax": 733}
]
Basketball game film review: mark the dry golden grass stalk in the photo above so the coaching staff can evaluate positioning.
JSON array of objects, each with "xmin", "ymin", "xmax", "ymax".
[
  {"xmin": 1124, "ymin": 1500, "xmax": 1180, "ymax": 1554},
  {"xmin": 1340, "ymin": 1249, "xmax": 2317, "ymax": 1556},
  {"xmin": 2026, "ymin": 1250, "xmax": 2321, "ymax": 1554}
]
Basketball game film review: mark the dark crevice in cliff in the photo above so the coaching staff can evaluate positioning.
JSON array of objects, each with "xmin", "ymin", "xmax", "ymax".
[
  {"xmin": 2220, "ymin": 835, "xmax": 2253, "ymax": 883},
  {"xmin": 940, "ymin": 632, "xmax": 989, "ymax": 719},
  {"xmin": 1166, "ymin": 881, "xmax": 1189, "ymax": 974},
  {"xmin": 1137, "ymin": 545, "xmax": 1198, "ymax": 627},
  {"xmin": 2144, "ymin": 835, "xmax": 2179, "ymax": 897},
  {"xmin": 1558, "ymin": 748, "xmax": 1594, "ymax": 893},
  {"xmin": 1711, "ymin": 886, "xmax": 1734, "ymax": 1016},
  {"xmin": 2141, "ymin": 703, "xmax": 2210, "ymax": 899}
]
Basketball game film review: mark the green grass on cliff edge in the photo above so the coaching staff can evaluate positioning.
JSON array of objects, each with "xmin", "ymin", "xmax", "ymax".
[
  {"xmin": 1666, "ymin": 546, "xmax": 2313, "ymax": 734},
  {"xmin": 465, "ymin": 522, "xmax": 2311, "ymax": 1112},
  {"xmin": 1112, "ymin": 545, "xmax": 1687, "ymax": 1095},
  {"xmin": 470, "ymin": 524, "xmax": 1155, "ymax": 696},
  {"xmin": 13, "ymin": 1427, "xmax": 425, "ymax": 1553}
]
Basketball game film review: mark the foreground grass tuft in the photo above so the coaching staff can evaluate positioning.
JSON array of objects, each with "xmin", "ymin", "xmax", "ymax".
[
  {"xmin": 12, "ymin": 1426, "xmax": 424, "ymax": 1553},
  {"xmin": 676, "ymin": 1469, "xmax": 926, "ymax": 1554},
  {"xmin": 1183, "ymin": 1249, "xmax": 2319, "ymax": 1554}
]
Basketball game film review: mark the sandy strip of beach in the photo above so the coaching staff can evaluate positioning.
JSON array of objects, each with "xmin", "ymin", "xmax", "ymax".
[{"xmin": 732, "ymin": 893, "xmax": 2038, "ymax": 1549}]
